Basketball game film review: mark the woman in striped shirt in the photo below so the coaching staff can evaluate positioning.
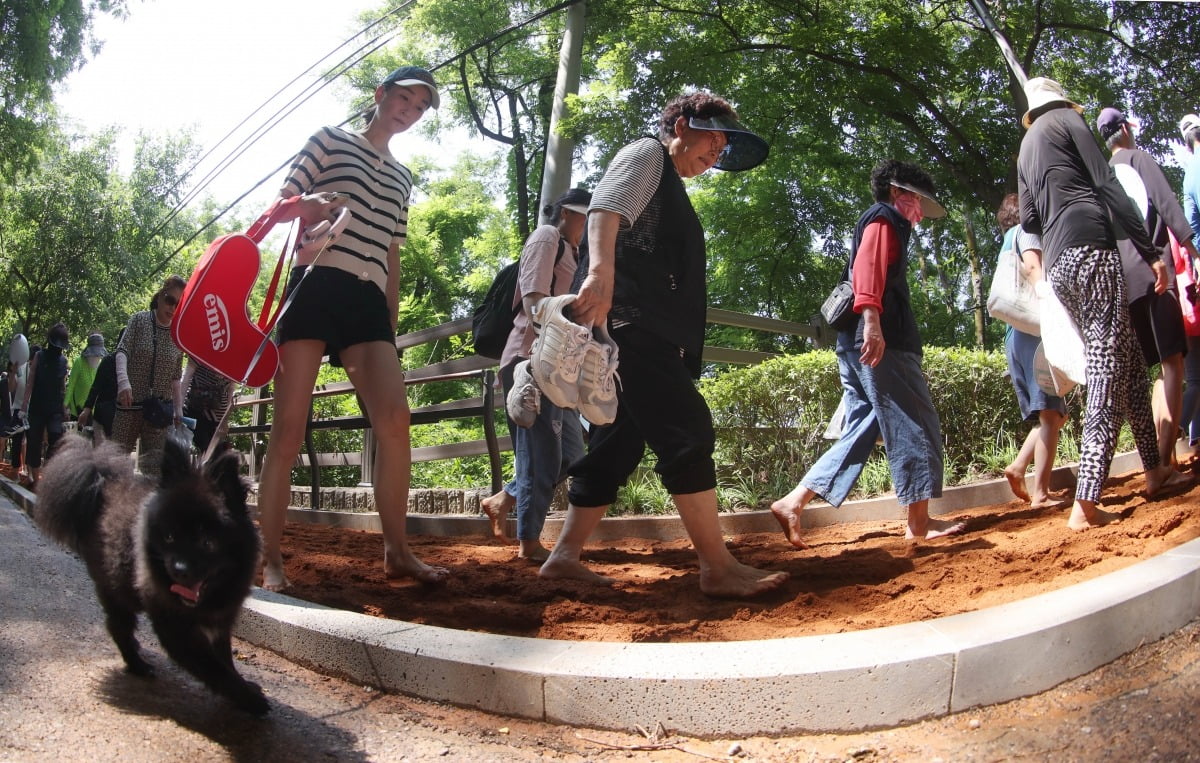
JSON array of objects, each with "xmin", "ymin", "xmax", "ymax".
[{"xmin": 257, "ymin": 66, "xmax": 448, "ymax": 590}]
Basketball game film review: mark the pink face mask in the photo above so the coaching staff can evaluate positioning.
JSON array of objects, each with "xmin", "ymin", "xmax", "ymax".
[{"xmin": 894, "ymin": 193, "xmax": 924, "ymax": 224}]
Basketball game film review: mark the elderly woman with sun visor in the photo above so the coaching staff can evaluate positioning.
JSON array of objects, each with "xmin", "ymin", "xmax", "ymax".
[
  {"xmin": 538, "ymin": 91, "xmax": 790, "ymax": 598},
  {"xmin": 772, "ymin": 160, "xmax": 964, "ymax": 548}
]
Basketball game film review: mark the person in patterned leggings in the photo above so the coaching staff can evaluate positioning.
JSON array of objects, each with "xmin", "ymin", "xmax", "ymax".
[{"xmin": 1017, "ymin": 77, "xmax": 1192, "ymax": 531}]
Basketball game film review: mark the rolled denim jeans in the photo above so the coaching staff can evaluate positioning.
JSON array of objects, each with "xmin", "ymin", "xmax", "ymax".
[{"xmin": 802, "ymin": 347, "xmax": 943, "ymax": 508}]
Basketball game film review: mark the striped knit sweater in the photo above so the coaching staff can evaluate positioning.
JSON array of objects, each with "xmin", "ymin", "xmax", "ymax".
[{"xmin": 281, "ymin": 126, "xmax": 413, "ymax": 296}]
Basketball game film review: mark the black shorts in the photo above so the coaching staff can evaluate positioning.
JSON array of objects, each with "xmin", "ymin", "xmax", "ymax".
[
  {"xmin": 276, "ymin": 266, "xmax": 394, "ymax": 366},
  {"xmin": 1129, "ymin": 290, "xmax": 1187, "ymax": 366}
]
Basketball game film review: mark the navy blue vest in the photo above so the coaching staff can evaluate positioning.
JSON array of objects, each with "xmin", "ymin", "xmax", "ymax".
[{"xmin": 836, "ymin": 202, "xmax": 923, "ymax": 355}]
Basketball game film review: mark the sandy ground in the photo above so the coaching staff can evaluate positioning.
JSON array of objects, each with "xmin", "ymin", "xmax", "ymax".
[{"xmin": 272, "ymin": 466, "xmax": 1200, "ymax": 642}]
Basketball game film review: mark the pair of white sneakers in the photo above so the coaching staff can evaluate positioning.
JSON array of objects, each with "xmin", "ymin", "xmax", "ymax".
[{"xmin": 506, "ymin": 294, "xmax": 620, "ymax": 427}]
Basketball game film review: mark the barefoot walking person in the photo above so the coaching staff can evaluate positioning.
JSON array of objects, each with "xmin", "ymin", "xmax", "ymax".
[
  {"xmin": 482, "ymin": 188, "xmax": 591, "ymax": 561},
  {"xmin": 1017, "ymin": 78, "xmax": 1188, "ymax": 532},
  {"xmin": 771, "ymin": 160, "xmax": 964, "ymax": 547},
  {"xmin": 258, "ymin": 66, "xmax": 448, "ymax": 590},
  {"xmin": 1100, "ymin": 107, "xmax": 1200, "ymax": 473},
  {"xmin": 995, "ymin": 194, "xmax": 1067, "ymax": 507},
  {"xmin": 539, "ymin": 92, "xmax": 789, "ymax": 598}
]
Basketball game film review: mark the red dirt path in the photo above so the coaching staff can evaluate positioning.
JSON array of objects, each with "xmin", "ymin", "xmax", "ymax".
[{"xmin": 270, "ymin": 468, "xmax": 1200, "ymax": 642}]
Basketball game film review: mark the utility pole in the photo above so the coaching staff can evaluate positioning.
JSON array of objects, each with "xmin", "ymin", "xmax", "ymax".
[{"xmin": 538, "ymin": 0, "xmax": 586, "ymax": 224}]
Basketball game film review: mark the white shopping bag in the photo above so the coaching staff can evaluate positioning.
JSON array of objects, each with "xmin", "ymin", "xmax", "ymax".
[{"xmin": 1034, "ymin": 280, "xmax": 1086, "ymax": 390}]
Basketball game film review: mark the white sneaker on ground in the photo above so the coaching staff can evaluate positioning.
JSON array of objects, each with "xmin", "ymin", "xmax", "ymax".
[
  {"xmin": 576, "ymin": 324, "xmax": 620, "ymax": 426},
  {"xmin": 505, "ymin": 360, "xmax": 541, "ymax": 429},
  {"xmin": 528, "ymin": 294, "xmax": 590, "ymax": 408}
]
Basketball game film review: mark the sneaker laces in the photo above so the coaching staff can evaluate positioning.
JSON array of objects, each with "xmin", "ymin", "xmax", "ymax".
[
  {"xmin": 557, "ymin": 323, "xmax": 591, "ymax": 380},
  {"xmin": 516, "ymin": 381, "xmax": 539, "ymax": 412}
]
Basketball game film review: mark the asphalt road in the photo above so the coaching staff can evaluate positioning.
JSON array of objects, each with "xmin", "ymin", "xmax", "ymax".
[{"xmin": 3, "ymin": 493, "xmax": 1200, "ymax": 762}]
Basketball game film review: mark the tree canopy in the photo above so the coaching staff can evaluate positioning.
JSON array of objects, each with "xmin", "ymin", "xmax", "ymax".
[
  {"xmin": 0, "ymin": 125, "xmax": 209, "ymax": 345},
  {"xmin": 0, "ymin": 1, "xmax": 126, "ymax": 173},
  {"xmin": 361, "ymin": 0, "xmax": 1200, "ymax": 351}
]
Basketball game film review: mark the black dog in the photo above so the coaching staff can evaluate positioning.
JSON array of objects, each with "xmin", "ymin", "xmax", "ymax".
[{"xmin": 34, "ymin": 434, "xmax": 268, "ymax": 715}]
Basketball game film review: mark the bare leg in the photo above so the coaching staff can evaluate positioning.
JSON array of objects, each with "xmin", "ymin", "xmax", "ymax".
[
  {"xmin": 675, "ymin": 489, "xmax": 789, "ymax": 598},
  {"xmin": 905, "ymin": 499, "xmax": 966, "ymax": 540},
  {"xmin": 1004, "ymin": 427, "xmax": 1037, "ymax": 502},
  {"xmin": 258, "ymin": 340, "xmax": 326, "ymax": 591},
  {"xmin": 342, "ymin": 342, "xmax": 448, "ymax": 584},
  {"xmin": 539, "ymin": 504, "xmax": 613, "ymax": 584},
  {"xmin": 480, "ymin": 488, "xmax": 516, "ymax": 543},
  {"xmin": 1030, "ymin": 410, "xmax": 1065, "ymax": 507},
  {"xmin": 769, "ymin": 483, "xmax": 815, "ymax": 548},
  {"xmin": 1154, "ymin": 358, "xmax": 1186, "ymax": 468},
  {"xmin": 1067, "ymin": 498, "xmax": 1121, "ymax": 531}
]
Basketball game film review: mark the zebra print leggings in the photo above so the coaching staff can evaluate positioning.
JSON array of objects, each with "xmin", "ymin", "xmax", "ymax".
[{"xmin": 1048, "ymin": 245, "xmax": 1160, "ymax": 503}]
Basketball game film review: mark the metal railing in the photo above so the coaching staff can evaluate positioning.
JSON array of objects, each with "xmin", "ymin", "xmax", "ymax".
[{"xmin": 226, "ymin": 309, "xmax": 825, "ymax": 506}]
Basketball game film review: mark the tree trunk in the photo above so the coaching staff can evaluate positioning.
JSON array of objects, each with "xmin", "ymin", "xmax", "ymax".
[{"xmin": 963, "ymin": 214, "xmax": 986, "ymax": 348}]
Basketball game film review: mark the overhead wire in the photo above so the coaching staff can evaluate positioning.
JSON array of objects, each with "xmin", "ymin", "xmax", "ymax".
[
  {"xmin": 147, "ymin": 0, "xmax": 585, "ymax": 280},
  {"xmin": 143, "ymin": 1, "xmax": 416, "ymax": 254}
]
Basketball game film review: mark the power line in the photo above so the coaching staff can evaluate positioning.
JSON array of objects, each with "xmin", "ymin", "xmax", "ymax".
[
  {"xmin": 142, "ymin": 1, "xmax": 415, "ymax": 255},
  {"xmin": 148, "ymin": 0, "xmax": 585, "ymax": 281}
]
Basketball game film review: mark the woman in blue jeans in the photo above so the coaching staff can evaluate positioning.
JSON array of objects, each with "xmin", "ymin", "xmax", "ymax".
[{"xmin": 772, "ymin": 160, "xmax": 964, "ymax": 547}]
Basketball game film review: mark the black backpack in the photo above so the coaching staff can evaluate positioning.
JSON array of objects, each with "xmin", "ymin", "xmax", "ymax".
[{"xmin": 471, "ymin": 236, "xmax": 565, "ymax": 359}]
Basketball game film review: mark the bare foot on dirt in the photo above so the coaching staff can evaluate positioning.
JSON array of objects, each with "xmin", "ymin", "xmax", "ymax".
[
  {"xmin": 699, "ymin": 562, "xmax": 789, "ymax": 599},
  {"xmin": 1067, "ymin": 503, "xmax": 1121, "ymax": 532},
  {"xmin": 262, "ymin": 558, "xmax": 290, "ymax": 592},
  {"xmin": 1004, "ymin": 467, "xmax": 1031, "ymax": 502},
  {"xmin": 1146, "ymin": 466, "xmax": 1194, "ymax": 498},
  {"xmin": 538, "ymin": 557, "xmax": 614, "ymax": 585},
  {"xmin": 770, "ymin": 485, "xmax": 813, "ymax": 549},
  {"xmin": 480, "ymin": 490, "xmax": 516, "ymax": 543},
  {"xmin": 770, "ymin": 504, "xmax": 808, "ymax": 549},
  {"xmin": 1029, "ymin": 489, "xmax": 1068, "ymax": 509},
  {"xmin": 906, "ymin": 517, "xmax": 967, "ymax": 541},
  {"xmin": 518, "ymin": 541, "xmax": 550, "ymax": 563},
  {"xmin": 385, "ymin": 548, "xmax": 450, "ymax": 585}
]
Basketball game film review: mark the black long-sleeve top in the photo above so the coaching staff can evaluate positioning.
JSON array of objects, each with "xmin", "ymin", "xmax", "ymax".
[
  {"xmin": 1111, "ymin": 146, "xmax": 1197, "ymax": 301},
  {"xmin": 1017, "ymin": 106, "xmax": 1159, "ymax": 274},
  {"xmin": 82, "ymin": 353, "xmax": 117, "ymax": 411}
]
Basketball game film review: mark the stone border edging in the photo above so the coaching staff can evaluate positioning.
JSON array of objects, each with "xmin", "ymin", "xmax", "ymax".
[
  {"xmin": 235, "ymin": 538, "xmax": 1200, "ymax": 735},
  {"xmin": 11, "ymin": 449, "xmax": 1199, "ymax": 735},
  {"xmin": 280, "ymin": 449, "xmax": 1119, "ymax": 541}
]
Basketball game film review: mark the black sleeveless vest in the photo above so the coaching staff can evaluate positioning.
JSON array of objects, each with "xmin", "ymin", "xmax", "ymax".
[{"xmin": 606, "ymin": 140, "xmax": 708, "ymax": 377}]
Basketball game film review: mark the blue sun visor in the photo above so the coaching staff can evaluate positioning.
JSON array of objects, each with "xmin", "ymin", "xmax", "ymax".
[{"xmin": 688, "ymin": 115, "xmax": 770, "ymax": 172}]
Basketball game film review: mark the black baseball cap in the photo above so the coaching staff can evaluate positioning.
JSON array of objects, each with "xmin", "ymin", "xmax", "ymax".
[
  {"xmin": 382, "ymin": 66, "xmax": 440, "ymax": 109},
  {"xmin": 1096, "ymin": 107, "xmax": 1137, "ymax": 141}
]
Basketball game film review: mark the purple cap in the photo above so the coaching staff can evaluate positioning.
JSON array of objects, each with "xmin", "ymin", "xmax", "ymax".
[{"xmin": 1097, "ymin": 107, "xmax": 1137, "ymax": 141}]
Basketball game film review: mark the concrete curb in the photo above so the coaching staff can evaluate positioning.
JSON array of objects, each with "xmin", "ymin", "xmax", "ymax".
[
  {"xmin": 237, "ymin": 538, "xmax": 1200, "ymax": 735},
  {"xmin": 12, "ymin": 449, "xmax": 1200, "ymax": 735},
  {"xmin": 282, "ymin": 449, "xmax": 1110, "ymax": 542}
]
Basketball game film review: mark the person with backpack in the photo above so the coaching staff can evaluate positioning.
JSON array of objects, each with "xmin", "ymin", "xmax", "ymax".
[
  {"xmin": 256, "ymin": 66, "xmax": 448, "ymax": 591},
  {"xmin": 478, "ymin": 188, "xmax": 591, "ymax": 561}
]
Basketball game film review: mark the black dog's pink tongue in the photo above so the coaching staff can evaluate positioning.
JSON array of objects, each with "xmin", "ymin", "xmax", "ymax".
[{"xmin": 171, "ymin": 582, "xmax": 201, "ymax": 603}]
